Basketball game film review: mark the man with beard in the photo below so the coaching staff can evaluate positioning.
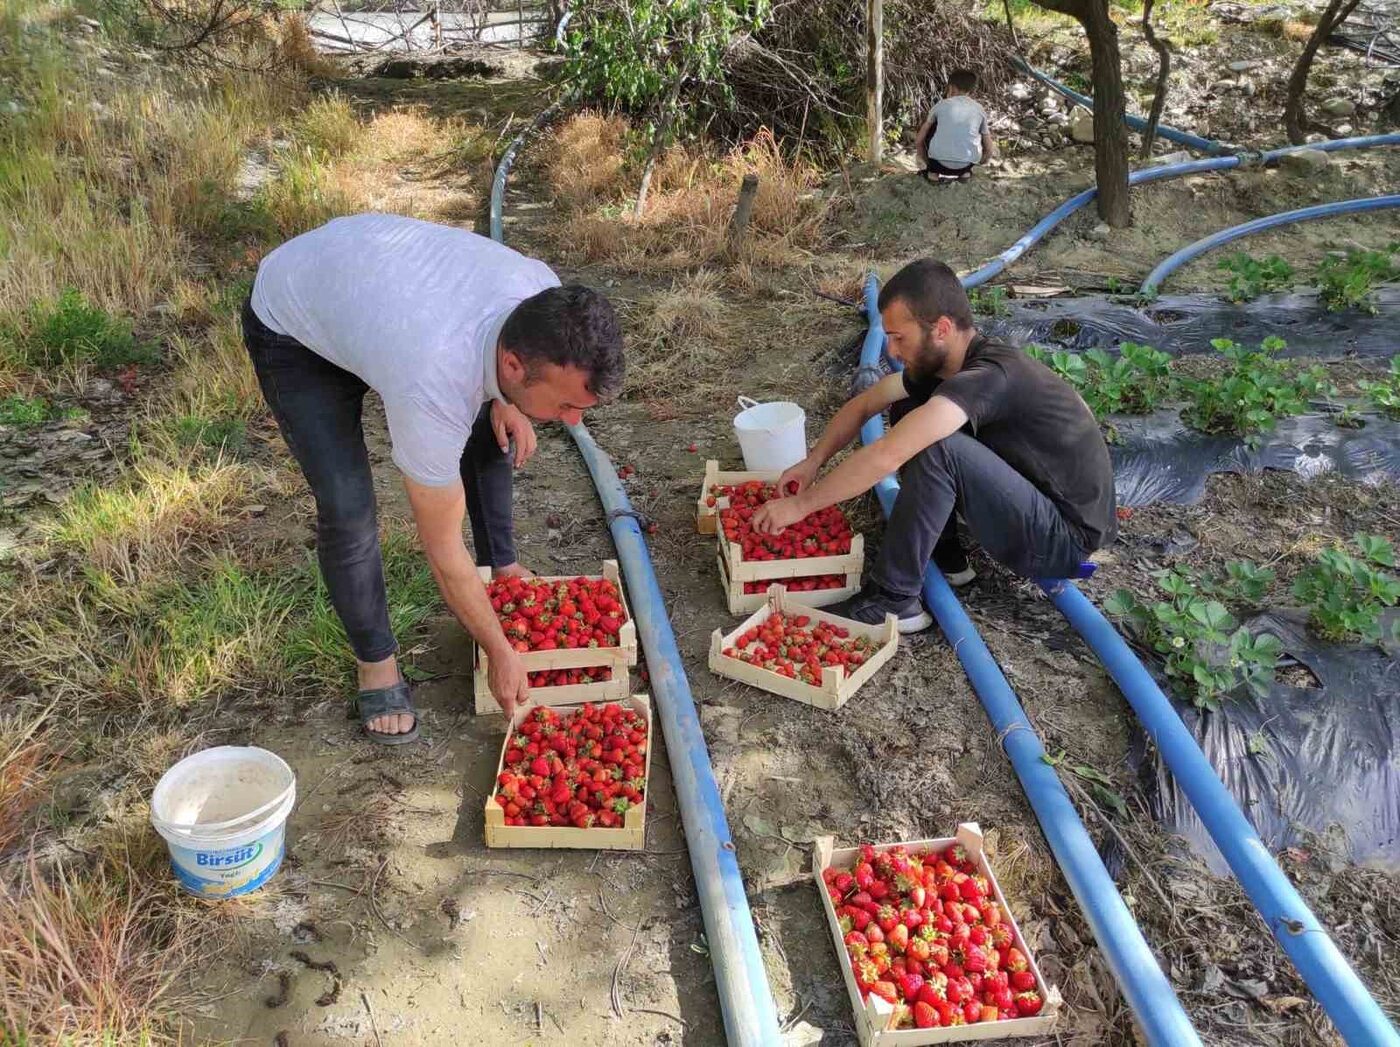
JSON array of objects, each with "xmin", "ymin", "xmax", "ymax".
[{"xmin": 752, "ymin": 258, "xmax": 1116, "ymax": 632}]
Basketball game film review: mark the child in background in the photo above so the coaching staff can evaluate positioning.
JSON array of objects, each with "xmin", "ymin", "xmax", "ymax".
[{"xmin": 914, "ymin": 69, "xmax": 998, "ymax": 182}]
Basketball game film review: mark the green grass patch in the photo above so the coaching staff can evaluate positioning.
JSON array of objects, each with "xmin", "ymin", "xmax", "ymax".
[
  {"xmin": 0, "ymin": 393, "xmax": 52, "ymax": 426},
  {"xmin": 1315, "ymin": 246, "xmax": 1399, "ymax": 314},
  {"xmin": 3, "ymin": 288, "xmax": 157, "ymax": 370},
  {"xmin": 169, "ymin": 413, "xmax": 247, "ymax": 453}
]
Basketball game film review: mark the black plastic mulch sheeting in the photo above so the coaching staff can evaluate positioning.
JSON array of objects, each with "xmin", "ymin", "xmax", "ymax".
[
  {"xmin": 984, "ymin": 288, "xmax": 1400, "ymax": 358},
  {"xmin": 1127, "ymin": 610, "xmax": 1400, "ymax": 874},
  {"xmin": 1111, "ymin": 409, "xmax": 1400, "ymax": 507}
]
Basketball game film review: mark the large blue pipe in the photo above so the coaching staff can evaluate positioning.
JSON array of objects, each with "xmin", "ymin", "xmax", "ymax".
[
  {"xmin": 1042, "ymin": 582, "xmax": 1400, "ymax": 1047},
  {"xmin": 857, "ymin": 276, "xmax": 1202, "ymax": 1046},
  {"xmin": 960, "ymin": 133, "xmax": 1400, "ymax": 289},
  {"xmin": 1141, "ymin": 194, "xmax": 1400, "ymax": 294},
  {"xmin": 491, "ymin": 113, "xmax": 783, "ymax": 1046},
  {"xmin": 1013, "ymin": 57, "xmax": 1231, "ymax": 154}
]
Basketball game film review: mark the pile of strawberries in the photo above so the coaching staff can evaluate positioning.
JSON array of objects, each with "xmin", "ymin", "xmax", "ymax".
[
  {"xmin": 722, "ymin": 612, "xmax": 879, "ymax": 686},
  {"xmin": 711, "ymin": 481, "xmax": 854, "ymax": 562},
  {"xmin": 487, "ymin": 575, "xmax": 627, "ymax": 653},
  {"xmin": 823, "ymin": 843, "xmax": 1045, "ymax": 1029},
  {"xmin": 527, "ymin": 667, "xmax": 612, "ymax": 689},
  {"xmin": 496, "ymin": 703, "xmax": 647, "ymax": 829},
  {"xmin": 741, "ymin": 574, "xmax": 847, "ymax": 595}
]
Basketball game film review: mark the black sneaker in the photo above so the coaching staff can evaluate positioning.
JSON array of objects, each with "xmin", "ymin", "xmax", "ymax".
[
  {"xmin": 933, "ymin": 535, "xmax": 977, "ymax": 588},
  {"xmin": 826, "ymin": 585, "xmax": 933, "ymax": 635}
]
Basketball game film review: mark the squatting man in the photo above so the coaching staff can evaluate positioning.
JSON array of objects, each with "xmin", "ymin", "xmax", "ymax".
[
  {"xmin": 243, "ymin": 213, "xmax": 625, "ymax": 744},
  {"xmin": 753, "ymin": 258, "xmax": 1117, "ymax": 631}
]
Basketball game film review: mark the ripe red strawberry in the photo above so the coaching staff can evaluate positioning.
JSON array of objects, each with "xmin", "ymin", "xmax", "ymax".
[
  {"xmin": 913, "ymin": 1001, "xmax": 937, "ymax": 1029},
  {"xmin": 687, "ymin": 442, "xmax": 698, "ymax": 453},
  {"xmin": 898, "ymin": 972, "xmax": 924, "ymax": 1002},
  {"xmin": 876, "ymin": 904, "xmax": 899, "ymax": 933},
  {"xmin": 1010, "ymin": 969, "xmax": 1037, "ymax": 992},
  {"xmin": 962, "ymin": 944, "xmax": 988, "ymax": 973},
  {"xmin": 1004, "ymin": 947, "xmax": 1029, "ymax": 974},
  {"xmin": 1014, "ymin": 991, "xmax": 1043, "ymax": 1017},
  {"xmin": 934, "ymin": 999, "xmax": 956, "ymax": 1026},
  {"xmin": 945, "ymin": 978, "xmax": 967, "ymax": 1005},
  {"xmin": 869, "ymin": 980, "xmax": 899, "ymax": 1005},
  {"xmin": 989, "ymin": 985, "xmax": 1014, "ymax": 1011},
  {"xmin": 888, "ymin": 924, "xmax": 910, "ymax": 952},
  {"xmin": 963, "ymin": 1001, "xmax": 983, "ymax": 1024}
]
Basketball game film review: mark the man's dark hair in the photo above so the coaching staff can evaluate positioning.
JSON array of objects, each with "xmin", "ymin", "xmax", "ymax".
[
  {"xmin": 502, "ymin": 284, "xmax": 624, "ymax": 398},
  {"xmin": 877, "ymin": 259, "xmax": 975, "ymax": 332},
  {"xmin": 948, "ymin": 69, "xmax": 978, "ymax": 93}
]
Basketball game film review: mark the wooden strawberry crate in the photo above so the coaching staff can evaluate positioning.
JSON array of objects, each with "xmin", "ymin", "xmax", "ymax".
[
  {"xmin": 484, "ymin": 694, "xmax": 652, "ymax": 851},
  {"xmin": 814, "ymin": 824, "xmax": 1062, "ymax": 1045},
  {"xmin": 473, "ymin": 561, "xmax": 637, "ymax": 715},
  {"xmin": 715, "ymin": 550, "xmax": 860, "ymax": 615},
  {"xmin": 707, "ymin": 584, "xmax": 898, "ymax": 711},
  {"xmin": 717, "ymin": 522, "xmax": 865, "ymax": 585},
  {"xmin": 695, "ymin": 459, "xmax": 780, "ymax": 535}
]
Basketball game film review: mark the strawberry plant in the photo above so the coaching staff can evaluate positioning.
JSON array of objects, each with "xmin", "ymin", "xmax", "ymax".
[
  {"xmin": 1104, "ymin": 565, "xmax": 1282, "ymax": 709},
  {"xmin": 1292, "ymin": 535, "xmax": 1399, "ymax": 646},
  {"xmin": 1180, "ymin": 336, "xmax": 1331, "ymax": 437},
  {"xmin": 1025, "ymin": 342, "xmax": 1173, "ymax": 418},
  {"xmin": 1358, "ymin": 356, "xmax": 1400, "ymax": 418},
  {"xmin": 496, "ymin": 702, "xmax": 647, "ymax": 829},
  {"xmin": 486, "ymin": 575, "xmax": 628, "ymax": 653},
  {"xmin": 1217, "ymin": 251, "xmax": 1294, "ymax": 302},
  {"xmin": 822, "ymin": 842, "xmax": 1045, "ymax": 1028},
  {"xmin": 968, "ymin": 285, "xmax": 1010, "ymax": 317},
  {"xmin": 1314, "ymin": 245, "xmax": 1398, "ymax": 314},
  {"xmin": 722, "ymin": 611, "xmax": 879, "ymax": 685}
]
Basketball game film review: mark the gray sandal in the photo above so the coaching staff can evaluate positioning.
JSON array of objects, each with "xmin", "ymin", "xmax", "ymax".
[{"xmin": 353, "ymin": 680, "xmax": 420, "ymax": 746}]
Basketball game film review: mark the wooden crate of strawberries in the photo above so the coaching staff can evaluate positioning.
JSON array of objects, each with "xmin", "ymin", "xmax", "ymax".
[
  {"xmin": 714, "ymin": 479, "xmax": 865, "ymax": 598},
  {"xmin": 485, "ymin": 695, "xmax": 652, "ymax": 850},
  {"xmin": 715, "ymin": 551, "xmax": 860, "ymax": 615},
  {"xmin": 473, "ymin": 562, "xmax": 637, "ymax": 715},
  {"xmin": 708, "ymin": 585, "xmax": 898, "ymax": 711},
  {"xmin": 695, "ymin": 460, "xmax": 780, "ymax": 535},
  {"xmin": 814, "ymin": 824, "xmax": 1061, "ymax": 1044}
]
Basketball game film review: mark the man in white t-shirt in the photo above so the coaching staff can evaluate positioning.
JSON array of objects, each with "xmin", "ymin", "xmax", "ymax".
[
  {"xmin": 244, "ymin": 213, "xmax": 624, "ymax": 744},
  {"xmin": 913, "ymin": 69, "xmax": 998, "ymax": 181}
]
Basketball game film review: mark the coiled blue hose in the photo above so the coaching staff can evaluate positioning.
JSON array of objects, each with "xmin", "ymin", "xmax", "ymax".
[{"xmin": 1140, "ymin": 194, "xmax": 1400, "ymax": 294}]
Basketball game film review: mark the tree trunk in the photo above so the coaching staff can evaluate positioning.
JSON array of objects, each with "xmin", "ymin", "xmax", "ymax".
[
  {"xmin": 1283, "ymin": 0, "xmax": 1362, "ymax": 144},
  {"xmin": 1083, "ymin": 3, "xmax": 1131, "ymax": 226},
  {"xmin": 1139, "ymin": 0, "xmax": 1170, "ymax": 159},
  {"xmin": 866, "ymin": 0, "xmax": 884, "ymax": 163},
  {"xmin": 634, "ymin": 71, "xmax": 687, "ymax": 218}
]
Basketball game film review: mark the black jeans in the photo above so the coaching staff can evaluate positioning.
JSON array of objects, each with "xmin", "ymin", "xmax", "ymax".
[
  {"xmin": 871, "ymin": 402, "xmax": 1086, "ymax": 597},
  {"xmin": 242, "ymin": 300, "xmax": 515, "ymax": 663}
]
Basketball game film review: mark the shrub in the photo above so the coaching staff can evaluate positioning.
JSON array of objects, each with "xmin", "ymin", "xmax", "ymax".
[
  {"xmin": 1314, "ymin": 246, "xmax": 1398, "ymax": 314},
  {"xmin": 1217, "ymin": 251, "xmax": 1294, "ymax": 302},
  {"xmin": 1292, "ymin": 534, "xmax": 1399, "ymax": 646}
]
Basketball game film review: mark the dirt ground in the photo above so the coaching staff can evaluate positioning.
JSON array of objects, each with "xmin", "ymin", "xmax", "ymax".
[{"xmin": 32, "ymin": 19, "xmax": 1394, "ymax": 1047}]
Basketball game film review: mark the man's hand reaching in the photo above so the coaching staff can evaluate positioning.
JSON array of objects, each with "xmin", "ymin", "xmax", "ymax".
[
  {"xmin": 491, "ymin": 400, "xmax": 537, "ymax": 468},
  {"xmin": 775, "ymin": 456, "xmax": 820, "ymax": 499},
  {"xmin": 486, "ymin": 642, "xmax": 529, "ymax": 718}
]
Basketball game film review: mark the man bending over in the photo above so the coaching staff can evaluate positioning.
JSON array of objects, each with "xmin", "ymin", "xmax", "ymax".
[{"xmin": 753, "ymin": 259, "xmax": 1116, "ymax": 632}]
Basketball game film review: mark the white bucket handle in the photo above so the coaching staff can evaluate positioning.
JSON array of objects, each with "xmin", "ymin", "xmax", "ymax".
[
  {"xmin": 736, "ymin": 396, "xmax": 760, "ymax": 411},
  {"xmin": 153, "ymin": 785, "xmax": 290, "ymax": 835}
]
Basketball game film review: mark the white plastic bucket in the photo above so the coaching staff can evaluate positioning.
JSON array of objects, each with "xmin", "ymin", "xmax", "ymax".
[
  {"xmin": 150, "ymin": 746, "xmax": 296, "ymax": 899},
  {"xmin": 733, "ymin": 396, "xmax": 807, "ymax": 472}
]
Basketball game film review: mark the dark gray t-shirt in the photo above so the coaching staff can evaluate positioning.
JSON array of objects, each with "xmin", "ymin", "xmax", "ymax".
[{"xmin": 903, "ymin": 336, "xmax": 1118, "ymax": 551}]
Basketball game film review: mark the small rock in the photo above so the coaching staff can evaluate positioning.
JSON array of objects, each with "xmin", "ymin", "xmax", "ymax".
[
  {"xmin": 1041, "ymin": 92, "xmax": 1061, "ymax": 110},
  {"xmin": 782, "ymin": 1022, "xmax": 825, "ymax": 1047},
  {"xmin": 1209, "ymin": 80, "xmax": 1236, "ymax": 94},
  {"xmin": 1009, "ymin": 82, "xmax": 1032, "ymax": 102},
  {"xmin": 1335, "ymin": 123, "xmax": 1353, "ymax": 136},
  {"xmin": 1241, "ymin": 81, "xmax": 1256, "ymax": 98},
  {"xmin": 1320, "ymin": 97, "xmax": 1355, "ymax": 116},
  {"xmin": 1305, "ymin": 132, "xmax": 1328, "ymax": 144},
  {"xmin": 1089, "ymin": 222, "xmax": 1112, "ymax": 242},
  {"xmin": 1152, "ymin": 150, "xmax": 1192, "ymax": 165},
  {"xmin": 1068, "ymin": 107, "xmax": 1095, "ymax": 144},
  {"xmin": 1279, "ymin": 148, "xmax": 1332, "ymax": 174},
  {"xmin": 1046, "ymin": 111, "xmax": 1069, "ymax": 127},
  {"xmin": 1228, "ymin": 59, "xmax": 1263, "ymax": 73},
  {"xmin": 1020, "ymin": 116, "xmax": 1043, "ymax": 131}
]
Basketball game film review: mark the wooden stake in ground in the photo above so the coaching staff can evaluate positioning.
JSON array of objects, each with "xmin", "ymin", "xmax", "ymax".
[
  {"xmin": 1139, "ymin": 0, "xmax": 1171, "ymax": 159},
  {"xmin": 866, "ymin": 0, "xmax": 883, "ymax": 164},
  {"xmin": 725, "ymin": 173, "xmax": 760, "ymax": 258}
]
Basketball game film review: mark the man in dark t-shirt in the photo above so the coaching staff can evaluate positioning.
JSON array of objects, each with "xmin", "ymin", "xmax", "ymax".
[{"xmin": 753, "ymin": 258, "xmax": 1116, "ymax": 632}]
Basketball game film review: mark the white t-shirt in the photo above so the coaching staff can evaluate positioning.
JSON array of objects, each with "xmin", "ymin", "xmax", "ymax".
[
  {"xmin": 250, "ymin": 213, "xmax": 560, "ymax": 487},
  {"xmin": 927, "ymin": 95, "xmax": 988, "ymax": 167}
]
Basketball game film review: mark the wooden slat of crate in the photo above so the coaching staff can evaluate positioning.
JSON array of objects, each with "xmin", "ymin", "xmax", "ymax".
[
  {"xmin": 476, "ymin": 560, "xmax": 638, "ymax": 670},
  {"xmin": 707, "ymin": 585, "xmax": 898, "ymax": 711},
  {"xmin": 472, "ymin": 663, "xmax": 630, "ymax": 715},
  {"xmin": 484, "ymin": 694, "xmax": 652, "ymax": 851},
  {"xmin": 717, "ymin": 527, "xmax": 865, "ymax": 584},
  {"xmin": 812, "ymin": 824, "xmax": 1062, "ymax": 1045},
  {"xmin": 716, "ymin": 551, "xmax": 860, "ymax": 616},
  {"xmin": 695, "ymin": 460, "xmax": 781, "ymax": 535}
]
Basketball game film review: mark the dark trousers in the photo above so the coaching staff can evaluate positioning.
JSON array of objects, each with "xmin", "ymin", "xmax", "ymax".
[
  {"xmin": 242, "ymin": 300, "xmax": 515, "ymax": 663},
  {"xmin": 923, "ymin": 157, "xmax": 974, "ymax": 179},
  {"xmin": 871, "ymin": 401, "xmax": 1086, "ymax": 597}
]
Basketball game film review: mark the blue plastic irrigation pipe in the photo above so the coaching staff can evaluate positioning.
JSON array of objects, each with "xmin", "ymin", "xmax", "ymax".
[
  {"xmin": 856, "ymin": 276, "xmax": 1202, "ymax": 1047},
  {"xmin": 1013, "ymin": 57, "xmax": 1230, "ymax": 155},
  {"xmin": 1041, "ymin": 583, "xmax": 1400, "ymax": 1047},
  {"xmin": 960, "ymin": 133, "xmax": 1400, "ymax": 289},
  {"xmin": 491, "ymin": 118, "xmax": 783, "ymax": 1046},
  {"xmin": 1140, "ymin": 194, "xmax": 1400, "ymax": 294}
]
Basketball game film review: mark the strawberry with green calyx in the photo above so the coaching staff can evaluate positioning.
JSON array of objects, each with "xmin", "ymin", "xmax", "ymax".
[
  {"xmin": 1004, "ymin": 947, "xmax": 1029, "ymax": 974},
  {"xmin": 1010, "ymin": 969, "xmax": 1037, "ymax": 992},
  {"xmin": 1014, "ymin": 990, "xmax": 1044, "ymax": 1017}
]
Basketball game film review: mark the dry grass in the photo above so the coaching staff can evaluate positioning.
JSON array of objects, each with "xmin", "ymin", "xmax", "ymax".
[
  {"xmin": 0, "ymin": 851, "xmax": 199, "ymax": 1044},
  {"xmin": 628, "ymin": 269, "xmax": 731, "ymax": 395},
  {"xmin": 544, "ymin": 116, "xmax": 833, "ymax": 272}
]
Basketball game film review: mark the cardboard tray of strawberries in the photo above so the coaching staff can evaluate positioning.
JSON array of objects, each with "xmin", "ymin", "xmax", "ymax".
[
  {"xmin": 695, "ymin": 460, "xmax": 780, "ymax": 535},
  {"xmin": 715, "ymin": 551, "xmax": 860, "ymax": 615},
  {"xmin": 814, "ymin": 824, "xmax": 1061, "ymax": 1044},
  {"xmin": 716, "ymin": 487, "xmax": 865, "ymax": 585},
  {"xmin": 474, "ymin": 561, "xmax": 637, "ymax": 714},
  {"xmin": 485, "ymin": 695, "xmax": 652, "ymax": 850},
  {"xmin": 708, "ymin": 585, "xmax": 898, "ymax": 711}
]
